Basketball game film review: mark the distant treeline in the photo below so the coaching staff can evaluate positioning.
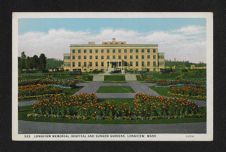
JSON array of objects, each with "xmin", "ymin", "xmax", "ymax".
[
  {"xmin": 165, "ymin": 60, "xmax": 206, "ymax": 69},
  {"xmin": 18, "ymin": 52, "xmax": 63, "ymax": 72}
]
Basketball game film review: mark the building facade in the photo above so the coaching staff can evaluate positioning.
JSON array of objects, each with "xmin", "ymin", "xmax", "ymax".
[{"xmin": 63, "ymin": 38, "xmax": 165, "ymax": 72}]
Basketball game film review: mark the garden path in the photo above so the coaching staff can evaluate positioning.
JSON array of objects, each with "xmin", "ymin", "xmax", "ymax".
[
  {"xmin": 75, "ymin": 81, "xmax": 103, "ymax": 94},
  {"xmin": 19, "ymin": 120, "xmax": 206, "ymax": 134}
]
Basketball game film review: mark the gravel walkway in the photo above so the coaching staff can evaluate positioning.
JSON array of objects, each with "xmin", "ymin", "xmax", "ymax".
[
  {"xmin": 128, "ymin": 81, "xmax": 159, "ymax": 96},
  {"xmin": 75, "ymin": 82, "xmax": 102, "ymax": 94},
  {"xmin": 18, "ymin": 120, "xmax": 206, "ymax": 134},
  {"xmin": 18, "ymin": 100, "xmax": 37, "ymax": 107}
]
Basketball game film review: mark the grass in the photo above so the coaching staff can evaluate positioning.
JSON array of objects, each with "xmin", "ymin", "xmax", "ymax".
[
  {"xmin": 62, "ymin": 87, "xmax": 82, "ymax": 95},
  {"xmin": 97, "ymin": 86, "xmax": 135, "ymax": 93},
  {"xmin": 19, "ymin": 105, "xmax": 206, "ymax": 124},
  {"xmin": 150, "ymin": 86, "xmax": 171, "ymax": 96},
  {"xmin": 104, "ymin": 75, "xmax": 125, "ymax": 82}
]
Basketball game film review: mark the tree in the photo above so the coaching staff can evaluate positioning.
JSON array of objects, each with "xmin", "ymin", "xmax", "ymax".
[
  {"xmin": 39, "ymin": 53, "xmax": 47, "ymax": 71},
  {"xmin": 20, "ymin": 52, "xmax": 27, "ymax": 69},
  {"xmin": 32, "ymin": 55, "xmax": 39, "ymax": 69}
]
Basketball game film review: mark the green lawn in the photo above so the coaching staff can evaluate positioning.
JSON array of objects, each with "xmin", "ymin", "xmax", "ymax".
[
  {"xmin": 150, "ymin": 86, "xmax": 171, "ymax": 96},
  {"xmin": 19, "ymin": 105, "xmax": 206, "ymax": 124},
  {"xmin": 104, "ymin": 75, "xmax": 125, "ymax": 82},
  {"xmin": 97, "ymin": 86, "xmax": 135, "ymax": 93}
]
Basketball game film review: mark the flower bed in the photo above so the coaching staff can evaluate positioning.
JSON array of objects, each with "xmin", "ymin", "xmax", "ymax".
[
  {"xmin": 18, "ymin": 78, "xmax": 78, "ymax": 88},
  {"xmin": 19, "ymin": 84, "xmax": 63, "ymax": 100},
  {"xmin": 150, "ymin": 79, "xmax": 206, "ymax": 86},
  {"xmin": 169, "ymin": 85, "xmax": 206, "ymax": 100},
  {"xmin": 28, "ymin": 93, "xmax": 203, "ymax": 120}
]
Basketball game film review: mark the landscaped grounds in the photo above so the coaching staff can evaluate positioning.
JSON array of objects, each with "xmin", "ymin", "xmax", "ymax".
[
  {"xmin": 18, "ymin": 72, "xmax": 86, "ymax": 101},
  {"xmin": 25, "ymin": 93, "xmax": 205, "ymax": 122},
  {"xmin": 97, "ymin": 86, "xmax": 135, "ymax": 93}
]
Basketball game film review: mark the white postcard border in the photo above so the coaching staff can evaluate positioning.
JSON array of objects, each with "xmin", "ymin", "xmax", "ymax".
[{"xmin": 12, "ymin": 12, "xmax": 213, "ymax": 141}]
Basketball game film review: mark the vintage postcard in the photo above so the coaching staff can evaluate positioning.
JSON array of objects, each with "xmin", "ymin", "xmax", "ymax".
[{"xmin": 12, "ymin": 12, "xmax": 213, "ymax": 141}]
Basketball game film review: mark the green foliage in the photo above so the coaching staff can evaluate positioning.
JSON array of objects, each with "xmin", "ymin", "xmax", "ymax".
[
  {"xmin": 46, "ymin": 58, "xmax": 63, "ymax": 69},
  {"xmin": 18, "ymin": 52, "xmax": 48, "ymax": 72}
]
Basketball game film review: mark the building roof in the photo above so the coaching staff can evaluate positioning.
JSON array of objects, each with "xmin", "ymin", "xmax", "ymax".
[
  {"xmin": 70, "ymin": 44, "xmax": 158, "ymax": 47},
  {"xmin": 70, "ymin": 38, "xmax": 158, "ymax": 47}
]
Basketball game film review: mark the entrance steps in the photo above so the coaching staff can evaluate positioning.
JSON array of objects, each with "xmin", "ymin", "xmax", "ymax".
[
  {"xmin": 93, "ymin": 74, "xmax": 104, "ymax": 81},
  {"xmin": 125, "ymin": 74, "xmax": 137, "ymax": 81}
]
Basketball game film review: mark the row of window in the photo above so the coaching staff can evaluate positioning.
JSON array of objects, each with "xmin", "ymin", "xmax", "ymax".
[
  {"xmin": 65, "ymin": 55, "xmax": 157, "ymax": 60},
  {"xmin": 71, "ymin": 48, "xmax": 157, "ymax": 54},
  {"xmin": 66, "ymin": 61, "xmax": 157, "ymax": 67}
]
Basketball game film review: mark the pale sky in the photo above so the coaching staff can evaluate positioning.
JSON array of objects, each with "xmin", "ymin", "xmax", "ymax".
[{"xmin": 18, "ymin": 18, "xmax": 206, "ymax": 63}]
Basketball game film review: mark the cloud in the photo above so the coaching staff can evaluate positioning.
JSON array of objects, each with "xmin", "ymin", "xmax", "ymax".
[
  {"xmin": 173, "ymin": 25, "xmax": 205, "ymax": 35},
  {"xmin": 18, "ymin": 25, "xmax": 206, "ymax": 63}
]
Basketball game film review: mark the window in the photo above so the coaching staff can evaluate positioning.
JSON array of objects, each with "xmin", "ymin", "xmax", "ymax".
[
  {"xmin": 72, "ymin": 62, "xmax": 75, "ymax": 67},
  {"xmin": 118, "ymin": 56, "xmax": 121, "ymax": 59},
  {"xmin": 78, "ymin": 49, "xmax": 81, "ymax": 53},
  {"xmin": 147, "ymin": 61, "xmax": 150, "ymax": 66},
  {"xmin": 142, "ymin": 61, "xmax": 144, "ymax": 66},
  {"xmin": 119, "ymin": 62, "xmax": 121, "ymax": 66},
  {"xmin": 72, "ymin": 56, "xmax": 75, "ymax": 59},
  {"xmin": 64, "ymin": 62, "xmax": 70, "ymax": 66},
  {"xmin": 118, "ymin": 49, "xmax": 121, "ymax": 53},
  {"xmin": 136, "ymin": 49, "xmax": 139, "ymax": 53},
  {"xmin": 64, "ymin": 56, "xmax": 70, "ymax": 59},
  {"xmin": 130, "ymin": 49, "xmax": 133, "ymax": 53},
  {"xmin": 124, "ymin": 49, "xmax": 127, "ymax": 53},
  {"xmin": 147, "ymin": 49, "xmax": 150, "ymax": 53},
  {"xmin": 107, "ymin": 49, "xmax": 110, "ymax": 53},
  {"xmin": 95, "ymin": 49, "xmax": 98, "ymax": 53},
  {"xmin": 95, "ymin": 62, "xmax": 98, "ymax": 66},
  {"xmin": 95, "ymin": 56, "xmax": 98, "ymax": 59},
  {"xmin": 113, "ymin": 55, "xmax": 116, "ymax": 59},
  {"xmin": 147, "ymin": 55, "xmax": 150, "ymax": 59},
  {"xmin": 136, "ymin": 61, "xmax": 139, "ymax": 66},
  {"xmin": 130, "ymin": 61, "xmax": 133, "ymax": 66},
  {"xmin": 72, "ymin": 49, "xmax": 75, "ymax": 53},
  {"xmin": 153, "ymin": 55, "xmax": 156, "ymax": 59},
  {"xmin": 84, "ymin": 56, "xmax": 86, "ymax": 59},
  {"xmin": 142, "ymin": 55, "xmax": 144, "ymax": 59},
  {"xmin": 153, "ymin": 61, "xmax": 156, "ymax": 66},
  {"xmin": 78, "ymin": 56, "xmax": 81, "ymax": 59},
  {"xmin": 136, "ymin": 55, "xmax": 138, "ymax": 59},
  {"xmin": 101, "ymin": 56, "xmax": 104, "ymax": 59},
  {"xmin": 107, "ymin": 56, "xmax": 110, "ymax": 59},
  {"xmin": 101, "ymin": 49, "xmax": 104, "ymax": 53},
  {"xmin": 142, "ymin": 49, "xmax": 144, "ymax": 53},
  {"xmin": 130, "ymin": 55, "xmax": 133, "ymax": 59},
  {"xmin": 153, "ymin": 49, "xmax": 156, "ymax": 53},
  {"xmin": 113, "ymin": 49, "xmax": 116, "ymax": 53},
  {"xmin": 124, "ymin": 55, "xmax": 127, "ymax": 59},
  {"xmin": 90, "ymin": 56, "xmax": 92, "ymax": 59},
  {"xmin": 84, "ymin": 49, "xmax": 87, "ymax": 53},
  {"xmin": 101, "ymin": 62, "xmax": 104, "ymax": 66},
  {"xmin": 84, "ymin": 62, "xmax": 87, "ymax": 67},
  {"xmin": 89, "ymin": 62, "xmax": 92, "ymax": 66},
  {"xmin": 89, "ymin": 49, "xmax": 92, "ymax": 53},
  {"xmin": 78, "ymin": 62, "xmax": 81, "ymax": 67}
]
